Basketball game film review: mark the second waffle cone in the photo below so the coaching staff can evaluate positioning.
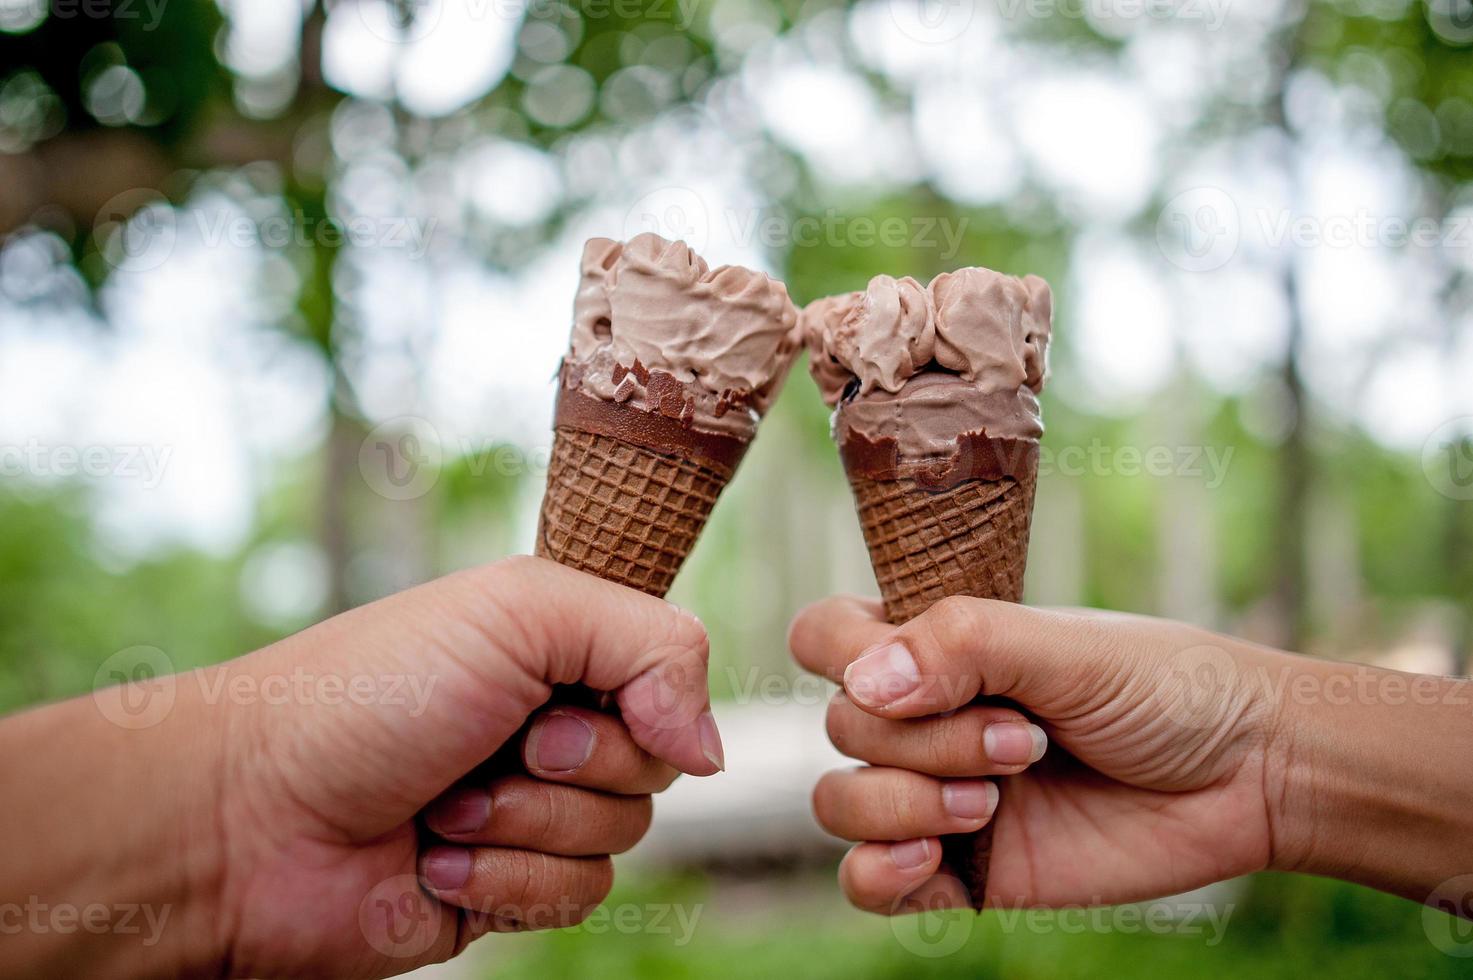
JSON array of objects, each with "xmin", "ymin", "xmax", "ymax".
[{"xmin": 845, "ymin": 458, "xmax": 1039, "ymax": 908}]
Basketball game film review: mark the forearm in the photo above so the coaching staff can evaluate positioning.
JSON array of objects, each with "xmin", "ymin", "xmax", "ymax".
[
  {"xmin": 1265, "ymin": 654, "xmax": 1473, "ymax": 903},
  {"xmin": 0, "ymin": 677, "xmax": 227, "ymax": 978}
]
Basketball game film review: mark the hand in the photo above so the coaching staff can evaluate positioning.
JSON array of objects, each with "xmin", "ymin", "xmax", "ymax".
[
  {"xmin": 790, "ymin": 594, "xmax": 1471, "ymax": 915},
  {"xmin": 0, "ymin": 557, "xmax": 723, "ymax": 979}
]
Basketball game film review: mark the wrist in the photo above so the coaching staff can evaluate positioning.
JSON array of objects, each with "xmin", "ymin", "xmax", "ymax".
[
  {"xmin": 167, "ymin": 673, "xmax": 235, "ymax": 977},
  {"xmin": 1261, "ymin": 656, "xmax": 1473, "ymax": 899},
  {"xmin": 0, "ymin": 670, "xmax": 232, "ymax": 978}
]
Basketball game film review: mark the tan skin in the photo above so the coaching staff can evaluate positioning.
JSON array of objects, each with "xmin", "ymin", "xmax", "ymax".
[
  {"xmin": 791, "ymin": 595, "xmax": 1473, "ymax": 916},
  {"xmin": 0, "ymin": 557, "xmax": 723, "ymax": 979},
  {"xmin": 5, "ymin": 566, "xmax": 1469, "ymax": 978}
]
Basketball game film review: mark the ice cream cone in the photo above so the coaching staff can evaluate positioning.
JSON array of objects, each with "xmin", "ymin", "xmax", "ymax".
[
  {"xmin": 847, "ymin": 461, "xmax": 1038, "ymax": 623},
  {"xmin": 842, "ymin": 445, "xmax": 1040, "ymax": 905},
  {"xmin": 804, "ymin": 266, "xmax": 1055, "ymax": 911},
  {"xmin": 536, "ymin": 387, "xmax": 749, "ymax": 598},
  {"xmin": 535, "ymin": 234, "xmax": 799, "ymax": 598}
]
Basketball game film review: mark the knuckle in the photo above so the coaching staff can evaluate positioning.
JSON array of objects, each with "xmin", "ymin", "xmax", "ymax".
[
  {"xmin": 524, "ymin": 779, "xmax": 565, "ymax": 844},
  {"xmin": 889, "ymin": 777, "xmax": 925, "ymax": 830},
  {"xmin": 786, "ymin": 606, "xmax": 816, "ymax": 658},
  {"xmin": 496, "ymin": 849, "xmax": 539, "ymax": 909},
  {"xmin": 650, "ymin": 763, "xmax": 680, "ymax": 793},
  {"xmin": 924, "ymin": 596, "xmax": 980, "ymax": 648},
  {"xmin": 610, "ymin": 797, "xmax": 654, "ymax": 854},
  {"xmin": 825, "ymin": 698, "xmax": 853, "ymax": 752},
  {"xmin": 923, "ymin": 722, "xmax": 959, "ymax": 774},
  {"xmin": 496, "ymin": 553, "xmax": 545, "ymax": 578},
  {"xmin": 839, "ymin": 849, "xmax": 890, "ymax": 913},
  {"xmin": 811, "ymin": 776, "xmax": 844, "ymax": 835},
  {"xmin": 574, "ymin": 857, "xmax": 615, "ymax": 908},
  {"xmin": 665, "ymin": 607, "xmax": 710, "ymax": 666}
]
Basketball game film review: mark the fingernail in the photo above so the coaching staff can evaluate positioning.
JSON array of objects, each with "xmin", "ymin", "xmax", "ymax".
[
  {"xmin": 844, "ymin": 643, "xmax": 921, "ymax": 708},
  {"xmin": 426, "ymin": 789, "xmax": 490, "ymax": 836},
  {"xmin": 420, "ymin": 847, "xmax": 473, "ymax": 891},
  {"xmin": 526, "ymin": 712, "xmax": 596, "ymax": 773},
  {"xmin": 698, "ymin": 710, "xmax": 725, "ymax": 772},
  {"xmin": 943, "ymin": 781, "xmax": 999, "ymax": 821},
  {"xmin": 890, "ymin": 838, "xmax": 932, "ymax": 871},
  {"xmin": 984, "ymin": 723, "xmax": 1048, "ymax": 766}
]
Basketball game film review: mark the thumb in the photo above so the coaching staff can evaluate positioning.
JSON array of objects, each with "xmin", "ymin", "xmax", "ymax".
[
  {"xmin": 245, "ymin": 556, "xmax": 720, "ymax": 840},
  {"xmin": 837, "ymin": 597, "xmax": 1111, "ymax": 720}
]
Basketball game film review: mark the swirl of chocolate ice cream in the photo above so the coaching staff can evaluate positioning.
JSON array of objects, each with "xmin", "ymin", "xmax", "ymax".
[
  {"xmin": 802, "ymin": 265, "xmax": 1052, "ymax": 485},
  {"xmin": 563, "ymin": 234, "xmax": 801, "ymax": 443}
]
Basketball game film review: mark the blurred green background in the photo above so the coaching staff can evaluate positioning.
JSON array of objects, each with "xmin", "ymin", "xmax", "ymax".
[{"xmin": 2, "ymin": 0, "xmax": 1472, "ymax": 975}]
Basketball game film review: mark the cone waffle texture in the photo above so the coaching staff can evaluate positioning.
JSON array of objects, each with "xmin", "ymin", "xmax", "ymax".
[
  {"xmin": 846, "ymin": 460, "xmax": 1039, "ymax": 907},
  {"xmin": 536, "ymin": 426, "xmax": 734, "ymax": 598},
  {"xmin": 848, "ymin": 463, "xmax": 1038, "ymax": 625}
]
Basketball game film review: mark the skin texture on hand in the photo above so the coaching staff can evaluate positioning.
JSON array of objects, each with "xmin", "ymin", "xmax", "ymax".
[
  {"xmin": 0, "ymin": 557, "xmax": 722, "ymax": 980},
  {"xmin": 791, "ymin": 595, "xmax": 1473, "ymax": 917}
]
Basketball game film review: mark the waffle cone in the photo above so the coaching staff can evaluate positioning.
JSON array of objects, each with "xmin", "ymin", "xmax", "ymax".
[
  {"xmin": 848, "ymin": 463, "xmax": 1038, "ymax": 623},
  {"xmin": 845, "ymin": 456, "xmax": 1039, "ymax": 908},
  {"xmin": 536, "ymin": 395, "xmax": 743, "ymax": 598}
]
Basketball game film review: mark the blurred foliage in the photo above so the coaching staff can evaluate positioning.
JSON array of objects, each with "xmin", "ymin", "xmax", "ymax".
[
  {"xmin": 0, "ymin": 488, "xmax": 275, "ymax": 712},
  {"xmin": 2, "ymin": 0, "xmax": 1471, "ymax": 971},
  {"xmin": 0, "ymin": 0, "xmax": 224, "ymax": 145},
  {"xmin": 472, "ymin": 870, "xmax": 1465, "ymax": 979}
]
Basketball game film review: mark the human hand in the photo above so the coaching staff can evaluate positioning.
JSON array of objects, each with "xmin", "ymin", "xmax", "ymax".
[
  {"xmin": 1, "ymin": 556, "xmax": 722, "ymax": 979},
  {"xmin": 790, "ymin": 595, "xmax": 1288, "ymax": 915}
]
